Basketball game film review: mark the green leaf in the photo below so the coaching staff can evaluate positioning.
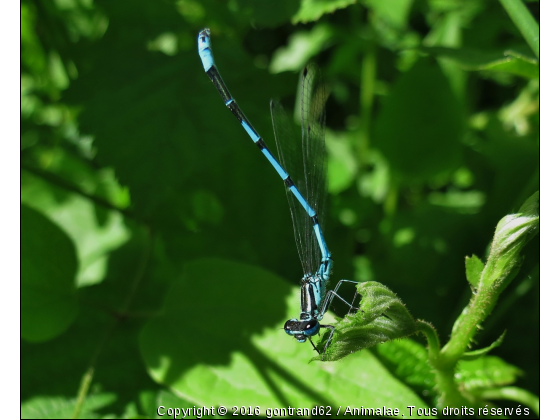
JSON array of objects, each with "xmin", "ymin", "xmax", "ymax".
[
  {"xmin": 373, "ymin": 59, "xmax": 463, "ymax": 181},
  {"xmin": 270, "ymin": 24, "xmax": 333, "ymax": 73},
  {"xmin": 155, "ymin": 390, "xmax": 201, "ymax": 419},
  {"xmin": 21, "ymin": 205, "xmax": 79, "ymax": 342},
  {"xmin": 326, "ymin": 129, "xmax": 359, "ymax": 194},
  {"xmin": 292, "ymin": 0, "xmax": 357, "ymax": 24},
  {"xmin": 314, "ymin": 281, "xmax": 418, "ymax": 362},
  {"xmin": 477, "ymin": 386, "xmax": 539, "ymax": 416},
  {"xmin": 361, "ymin": 0, "xmax": 415, "ymax": 29},
  {"xmin": 21, "ymin": 393, "xmax": 117, "ymax": 419},
  {"xmin": 518, "ymin": 190, "xmax": 539, "ymax": 215},
  {"xmin": 461, "ymin": 331, "xmax": 506, "ymax": 361},
  {"xmin": 479, "ymin": 117, "xmax": 539, "ymax": 212},
  {"xmin": 236, "ymin": 0, "xmax": 300, "ymax": 27},
  {"xmin": 375, "ymin": 338, "xmax": 437, "ymax": 397},
  {"xmin": 465, "ymin": 254, "xmax": 484, "ymax": 289},
  {"xmin": 419, "ymin": 47, "xmax": 539, "ymax": 79},
  {"xmin": 428, "ymin": 190, "xmax": 486, "ymax": 214},
  {"xmin": 456, "ymin": 356, "xmax": 522, "ymax": 392},
  {"xmin": 140, "ymin": 259, "xmax": 427, "ymax": 413},
  {"xmin": 21, "ymin": 164, "xmax": 131, "ymax": 288}
]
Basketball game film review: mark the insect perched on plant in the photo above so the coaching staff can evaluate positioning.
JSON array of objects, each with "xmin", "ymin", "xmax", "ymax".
[{"xmin": 198, "ymin": 29, "xmax": 360, "ymax": 358}]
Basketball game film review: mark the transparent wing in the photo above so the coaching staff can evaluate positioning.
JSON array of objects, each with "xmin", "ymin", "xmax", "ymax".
[
  {"xmin": 270, "ymin": 99, "xmax": 309, "ymax": 274},
  {"xmin": 301, "ymin": 63, "xmax": 328, "ymax": 276},
  {"xmin": 270, "ymin": 64, "xmax": 327, "ymax": 276}
]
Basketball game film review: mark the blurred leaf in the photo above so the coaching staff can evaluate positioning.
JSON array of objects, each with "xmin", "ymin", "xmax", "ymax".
[
  {"xmin": 428, "ymin": 190, "xmax": 485, "ymax": 214},
  {"xmin": 140, "ymin": 259, "xmax": 427, "ymax": 413},
  {"xmin": 190, "ymin": 189, "xmax": 225, "ymax": 226},
  {"xmin": 424, "ymin": 5, "xmax": 496, "ymax": 99},
  {"xmin": 236, "ymin": 0, "xmax": 300, "ymax": 27},
  {"xmin": 21, "ymin": 205, "xmax": 79, "ymax": 342},
  {"xmin": 479, "ymin": 117, "xmax": 539, "ymax": 217},
  {"xmin": 456, "ymin": 356, "xmax": 522, "ymax": 392},
  {"xmin": 292, "ymin": 0, "xmax": 357, "ymax": 24},
  {"xmin": 465, "ymin": 254, "xmax": 484, "ymax": 289},
  {"xmin": 461, "ymin": 331, "xmax": 506, "ymax": 361},
  {"xmin": 362, "ymin": 0, "xmax": 414, "ymax": 29},
  {"xmin": 373, "ymin": 59, "xmax": 463, "ymax": 181},
  {"xmin": 357, "ymin": 149, "xmax": 390, "ymax": 203},
  {"xmin": 270, "ymin": 24, "xmax": 333, "ymax": 73},
  {"xmin": 325, "ymin": 129, "xmax": 358, "ymax": 194},
  {"xmin": 419, "ymin": 47, "xmax": 539, "ymax": 79},
  {"xmin": 315, "ymin": 281, "xmax": 418, "ymax": 362},
  {"xmin": 498, "ymin": 79, "xmax": 539, "ymax": 136},
  {"xmin": 21, "ymin": 174, "xmax": 131, "ymax": 288},
  {"xmin": 21, "ymin": 3, "xmax": 46, "ymax": 73},
  {"xmin": 21, "ymin": 394, "xmax": 117, "ymax": 420}
]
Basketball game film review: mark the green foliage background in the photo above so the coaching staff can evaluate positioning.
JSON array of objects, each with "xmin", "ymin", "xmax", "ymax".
[{"xmin": 21, "ymin": 0, "xmax": 539, "ymax": 418}]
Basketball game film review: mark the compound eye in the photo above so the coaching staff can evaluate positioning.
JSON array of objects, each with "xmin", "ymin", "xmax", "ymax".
[
  {"xmin": 284, "ymin": 319, "xmax": 298, "ymax": 334},
  {"xmin": 303, "ymin": 319, "xmax": 319, "ymax": 336}
]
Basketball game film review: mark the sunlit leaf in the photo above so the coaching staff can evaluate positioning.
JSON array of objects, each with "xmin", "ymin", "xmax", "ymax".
[
  {"xmin": 325, "ymin": 129, "xmax": 358, "ymax": 194},
  {"xmin": 456, "ymin": 356, "xmax": 522, "ymax": 391},
  {"xmin": 476, "ymin": 386, "xmax": 539, "ymax": 416},
  {"xmin": 270, "ymin": 24, "xmax": 333, "ymax": 73},
  {"xmin": 140, "ymin": 260, "xmax": 427, "ymax": 414},
  {"xmin": 21, "ymin": 173, "xmax": 131, "ymax": 288},
  {"xmin": 292, "ymin": 0, "xmax": 356, "ymax": 24},
  {"xmin": 21, "ymin": 394, "xmax": 117, "ymax": 420},
  {"xmin": 155, "ymin": 390, "xmax": 201, "ymax": 419}
]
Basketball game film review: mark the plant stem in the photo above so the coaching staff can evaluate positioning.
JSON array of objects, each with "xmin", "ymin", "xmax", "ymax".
[
  {"xmin": 417, "ymin": 320, "xmax": 469, "ymax": 407},
  {"xmin": 498, "ymin": 0, "xmax": 539, "ymax": 58},
  {"xmin": 416, "ymin": 320, "xmax": 439, "ymax": 364},
  {"xmin": 72, "ymin": 366, "xmax": 95, "ymax": 419},
  {"xmin": 423, "ymin": 193, "xmax": 538, "ymax": 407},
  {"xmin": 439, "ymin": 286, "xmax": 500, "ymax": 367},
  {"xmin": 434, "ymin": 366, "xmax": 470, "ymax": 408}
]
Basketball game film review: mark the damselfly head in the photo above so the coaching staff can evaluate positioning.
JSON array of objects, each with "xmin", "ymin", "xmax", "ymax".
[
  {"xmin": 198, "ymin": 29, "xmax": 211, "ymax": 50},
  {"xmin": 284, "ymin": 318, "xmax": 320, "ymax": 342}
]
